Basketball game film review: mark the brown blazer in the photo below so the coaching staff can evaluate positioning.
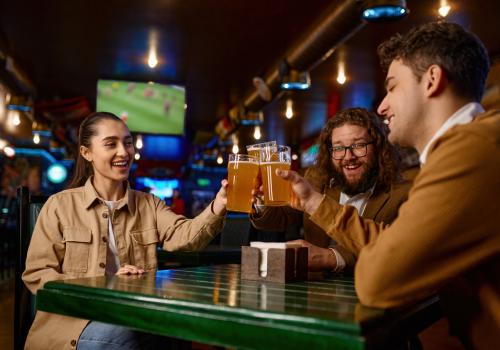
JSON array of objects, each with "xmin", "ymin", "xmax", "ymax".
[
  {"xmin": 251, "ymin": 167, "xmax": 414, "ymax": 267},
  {"xmin": 308, "ymin": 110, "xmax": 500, "ymax": 349}
]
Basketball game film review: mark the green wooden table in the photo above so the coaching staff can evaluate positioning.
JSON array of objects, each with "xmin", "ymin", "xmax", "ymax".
[{"xmin": 36, "ymin": 264, "xmax": 441, "ymax": 350}]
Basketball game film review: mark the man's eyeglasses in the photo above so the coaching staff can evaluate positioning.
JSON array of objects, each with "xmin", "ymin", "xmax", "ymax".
[{"xmin": 329, "ymin": 142, "xmax": 374, "ymax": 160}]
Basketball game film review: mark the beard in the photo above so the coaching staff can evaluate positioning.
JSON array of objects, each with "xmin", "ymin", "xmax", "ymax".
[{"xmin": 331, "ymin": 157, "xmax": 379, "ymax": 196}]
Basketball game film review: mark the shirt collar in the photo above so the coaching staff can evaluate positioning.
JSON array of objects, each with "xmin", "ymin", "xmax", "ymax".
[
  {"xmin": 340, "ymin": 183, "xmax": 376, "ymax": 202},
  {"xmin": 83, "ymin": 177, "xmax": 135, "ymax": 214},
  {"xmin": 419, "ymin": 102, "xmax": 484, "ymax": 165}
]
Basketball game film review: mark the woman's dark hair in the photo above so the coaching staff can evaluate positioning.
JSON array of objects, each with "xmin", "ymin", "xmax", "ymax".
[
  {"xmin": 67, "ymin": 112, "xmax": 124, "ymax": 189},
  {"xmin": 377, "ymin": 21, "xmax": 490, "ymax": 102},
  {"xmin": 311, "ymin": 108, "xmax": 401, "ymax": 192}
]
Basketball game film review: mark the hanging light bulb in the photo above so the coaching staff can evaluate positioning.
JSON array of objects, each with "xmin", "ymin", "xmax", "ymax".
[
  {"xmin": 216, "ymin": 154, "xmax": 224, "ymax": 164},
  {"xmin": 134, "ymin": 153, "xmax": 141, "ymax": 160},
  {"xmin": 336, "ymin": 61, "xmax": 347, "ymax": 85},
  {"xmin": 135, "ymin": 134, "xmax": 143, "ymax": 149},
  {"xmin": 285, "ymin": 99, "xmax": 293, "ymax": 119},
  {"xmin": 438, "ymin": 0, "xmax": 451, "ymax": 17},
  {"xmin": 33, "ymin": 133, "xmax": 40, "ymax": 144},
  {"xmin": 147, "ymin": 30, "xmax": 159, "ymax": 68},
  {"xmin": 253, "ymin": 126, "xmax": 261, "ymax": 140},
  {"xmin": 292, "ymin": 153, "xmax": 298, "ymax": 161},
  {"xmin": 231, "ymin": 134, "xmax": 239, "ymax": 154}
]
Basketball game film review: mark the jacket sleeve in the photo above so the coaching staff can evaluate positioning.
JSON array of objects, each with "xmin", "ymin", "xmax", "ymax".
[
  {"xmin": 156, "ymin": 197, "xmax": 225, "ymax": 251},
  {"xmin": 310, "ymin": 130, "xmax": 500, "ymax": 308},
  {"xmin": 22, "ymin": 196, "xmax": 67, "ymax": 295},
  {"xmin": 249, "ymin": 205, "xmax": 303, "ymax": 231}
]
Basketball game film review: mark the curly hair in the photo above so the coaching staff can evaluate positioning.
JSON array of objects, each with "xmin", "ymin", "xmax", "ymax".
[
  {"xmin": 310, "ymin": 108, "xmax": 401, "ymax": 193},
  {"xmin": 377, "ymin": 21, "xmax": 490, "ymax": 102}
]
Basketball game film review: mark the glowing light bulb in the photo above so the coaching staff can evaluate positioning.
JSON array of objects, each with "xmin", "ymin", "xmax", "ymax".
[
  {"xmin": 148, "ymin": 51, "xmax": 158, "ymax": 68},
  {"xmin": 134, "ymin": 153, "xmax": 141, "ymax": 160},
  {"xmin": 438, "ymin": 4, "xmax": 451, "ymax": 17},
  {"xmin": 135, "ymin": 135, "xmax": 143, "ymax": 149},
  {"xmin": 10, "ymin": 111, "xmax": 21, "ymax": 126},
  {"xmin": 216, "ymin": 155, "xmax": 223, "ymax": 164},
  {"xmin": 292, "ymin": 153, "xmax": 298, "ymax": 161},
  {"xmin": 232, "ymin": 144, "xmax": 239, "ymax": 154},
  {"xmin": 337, "ymin": 61, "xmax": 347, "ymax": 85},
  {"xmin": 285, "ymin": 99, "xmax": 293, "ymax": 119},
  {"xmin": 33, "ymin": 133, "xmax": 40, "ymax": 144},
  {"xmin": 4, "ymin": 146, "xmax": 15, "ymax": 157},
  {"xmin": 253, "ymin": 126, "xmax": 261, "ymax": 140}
]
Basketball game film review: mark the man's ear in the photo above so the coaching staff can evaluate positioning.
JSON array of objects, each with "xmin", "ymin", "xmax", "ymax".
[
  {"xmin": 80, "ymin": 145, "xmax": 92, "ymax": 162},
  {"xmin": 424, "ymin": 64, "xmax": 447, "ymax": 97}
]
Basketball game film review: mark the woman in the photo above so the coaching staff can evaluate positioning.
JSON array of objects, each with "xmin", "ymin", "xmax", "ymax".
[{"xmin": 22, "ymin": 112, "xmax": 228, "ymax": 349}]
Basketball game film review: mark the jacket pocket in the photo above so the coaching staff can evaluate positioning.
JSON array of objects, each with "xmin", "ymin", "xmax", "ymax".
[
  {"xmin": 62, "ymin": 227, "xmax": 92, "ymax": 273},
  {"xmin": 130, "ymin": 228, "xmax": 159, "ymax": 270}
]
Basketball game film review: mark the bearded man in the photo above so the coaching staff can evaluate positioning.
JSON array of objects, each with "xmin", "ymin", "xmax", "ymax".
[{"xmin": 250, "ymin": 108, "xmax": 414, "ymax": 272}]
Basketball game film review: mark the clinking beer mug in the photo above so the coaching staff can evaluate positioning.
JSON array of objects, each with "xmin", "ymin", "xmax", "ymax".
[
  {"xmin": 226, "ymin": 154, "xmax": 260, "ymax": 213},
  {"xmin": 259, "ymin": 145, "xmax": 291, "ymax": 206}
]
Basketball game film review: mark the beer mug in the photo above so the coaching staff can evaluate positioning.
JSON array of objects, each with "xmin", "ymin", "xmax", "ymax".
[
  {"xmin": 246, "ymin": 141, "xmax": 277, "ymax": 158},
  {"xmin": 259, "ymin": 145, "xmax": 291, "ymax": 206},
  {"xmin": 226, "ymin": 154, "xmax": 260, "ymax": 213}
]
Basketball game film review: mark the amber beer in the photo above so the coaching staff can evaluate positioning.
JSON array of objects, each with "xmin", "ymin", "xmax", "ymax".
[
  {"xmin": 260, "ymin": 145, "xmax": 291, "ymax": 206},
  {"xmin": 227, "ymin": 154, "xmax": 259, "ymax": 213}
]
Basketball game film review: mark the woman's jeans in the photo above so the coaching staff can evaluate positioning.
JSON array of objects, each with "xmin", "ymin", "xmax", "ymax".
[{"xmin": 77, "ymin": 321, "xmax": 190, "ymax": 350}]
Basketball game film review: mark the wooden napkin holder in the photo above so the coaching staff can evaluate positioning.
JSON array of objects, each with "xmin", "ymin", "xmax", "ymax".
[{"xmin": 241, "ymin": 246, "xmax": 308, "ymax": 283}]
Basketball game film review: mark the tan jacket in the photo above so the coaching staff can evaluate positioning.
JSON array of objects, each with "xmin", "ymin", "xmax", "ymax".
[
  {"xmin": 309, "ymin": 111, "xmax": 500, "ymax": 349},
  {"xmin": 22, "ymin": 178, "xmax": 225, "ymax": 350},
  {"xmin": 250, "ymin": 168, "xmax": 414, "ymax": 267}
]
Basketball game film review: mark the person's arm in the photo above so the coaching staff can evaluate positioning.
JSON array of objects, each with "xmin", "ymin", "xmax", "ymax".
[
  {"xmin": 22, "ymin": 196, "xmax": 67, "ymax": 295},
  {"xmin": 157, "ymin": 180, "xmax": 226, "ymax": 251},
  {"xmin": 313, "ymin": 131, "xmax": 499, "ymax": 307},
  {"xmin": 250, "ymin": 205, "xmax": 303, "ymax": 232}
]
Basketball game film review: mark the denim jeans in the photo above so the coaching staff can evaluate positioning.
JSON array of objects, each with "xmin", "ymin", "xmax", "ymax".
[{"xmin": 77, "ymin": 321, "xmax": 190, "ymax": 350}]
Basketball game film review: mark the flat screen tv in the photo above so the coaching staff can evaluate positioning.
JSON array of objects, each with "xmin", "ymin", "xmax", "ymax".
[
  {"xmin": 96, "ymin": 79, "xmax": 185, "ymax": 135},
  {"xmin": 135, "ymin": 177, "xmax": 180, "ymax": 199}
]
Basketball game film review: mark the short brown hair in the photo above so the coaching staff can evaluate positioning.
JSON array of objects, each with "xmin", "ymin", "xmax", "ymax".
[{"xmin": 377, "ymin": 21, "xmax": 490, "ymax": 102}]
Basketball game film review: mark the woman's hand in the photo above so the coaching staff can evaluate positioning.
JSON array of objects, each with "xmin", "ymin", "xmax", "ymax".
[
  {"xmin": 212, "ymin": 179, "xmax": 228, "ymax": 216},
  {"xmin": 115, "ymin": 264, "xmax": 145, "ymax": 275}
]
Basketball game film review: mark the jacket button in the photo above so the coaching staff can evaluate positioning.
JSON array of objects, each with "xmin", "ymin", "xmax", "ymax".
[
  {"xmin": 102, "ymin": 237, "xmax": 107, "ymax": 243},
  {"xmin": 99, "ymin": 262, "xmax": 105, "ymax": 268},
  {"xmin": 70, "ymin": 339, "xmax": 77, "ymax": 346},
  {"xmin": 102, "ymin": 212, "xmax": 108, "ymax": 219}
]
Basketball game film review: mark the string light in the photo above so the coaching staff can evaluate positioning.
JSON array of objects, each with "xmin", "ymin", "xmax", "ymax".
[
  {"xmin": 134, "ymin": 153, "xmax": 141, "ymax": 160},
  {"xmin": 33, "ymin": 133, "xmax": 40, "ymax": 144},
  {"xmin": 285, "ymin": 99, "xmax": 293, "ymax": 119},
  {"xmin": 216, "ymin": 154, "xmax": 224, "ymax": 164}
]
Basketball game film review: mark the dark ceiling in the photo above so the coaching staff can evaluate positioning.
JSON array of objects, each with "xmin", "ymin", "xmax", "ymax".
[{"xmin": 1, "ymin": 0, "xmax": 499, "ymax": 151}]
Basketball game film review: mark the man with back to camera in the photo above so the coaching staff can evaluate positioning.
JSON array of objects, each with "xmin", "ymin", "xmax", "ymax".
[
  {"xmin": 274, "ymin": 21, "xmax": 500, "ymax": 349},
  {"xmin": 250, "ymin": 108, "xmax": 415, "ymax": 272}
]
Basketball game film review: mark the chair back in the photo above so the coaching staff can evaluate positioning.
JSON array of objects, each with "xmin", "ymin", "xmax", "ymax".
[{"xmin": 15, "ymin": 187, "xmax": 48, "ymax": 350}]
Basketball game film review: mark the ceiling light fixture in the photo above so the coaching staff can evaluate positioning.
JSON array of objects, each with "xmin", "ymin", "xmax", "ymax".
[{"xmin": 361, "ymin": 0, "xmax": 408, "ymax": 22}]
